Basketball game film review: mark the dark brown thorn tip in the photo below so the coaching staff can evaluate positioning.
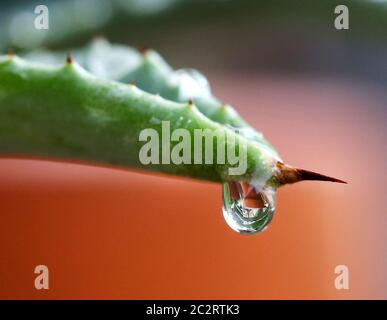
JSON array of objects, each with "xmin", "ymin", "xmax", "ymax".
[
  {"xmin": 275, "ymin": 162, "xmax": 347, "ymax": 185},
  {"xmin": 188, "ymin": 99, "xmax": 194, "ymax": 107},
  {"xmin": 94, "ymin": 33, "xmax": 106, "ymax": 41},
  {"xmin": 7, "ymin": 48, "xmax": 15, "ymax": 57},
  {"xmin": 139, "ymin": 45, "xmax": 149, "ymax": 55},
  {"xmin": 66, "ymin": 52, "xmax": 73, "ymax": 64},
  {"xmin": 129, "ymin": 80, "xmax": 136, "ymax": 86},
  {"xmin": 297, "ymin": 169, "xmax": 347, "ymax": 184}
]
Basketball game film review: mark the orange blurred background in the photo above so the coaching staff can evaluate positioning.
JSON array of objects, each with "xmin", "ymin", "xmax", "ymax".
[{"xmin": 0, "ymin": 74, "xmax": 385, "ymax": 299}]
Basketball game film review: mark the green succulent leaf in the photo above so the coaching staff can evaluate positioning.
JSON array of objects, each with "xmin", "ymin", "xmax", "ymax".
[{"xmin": 0, "ymin": 40, "xmax": 281, "ymax": 186}]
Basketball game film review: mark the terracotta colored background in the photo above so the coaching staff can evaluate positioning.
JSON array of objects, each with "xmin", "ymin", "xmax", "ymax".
[{"xmin": 0, "ymin": 75, "xmax": 385, "ymax": 299}]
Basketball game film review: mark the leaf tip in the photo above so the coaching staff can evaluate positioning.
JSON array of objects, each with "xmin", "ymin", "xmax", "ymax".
[
  {"xmin": 7, "ymin": 48, "xmax": 15, "ymax": 58},
  {"xmin": 219, "ymin": 104, "xmax": 227, "ymax": 112},
  {"xmin": 139, "ymin": 45, "xmax": 149, "ymax": 55},
  {"xmin": 66, "ymin": 52, "xmax": 73, "ymax": 64},
  {"xmin": 93, "ymin": 33, "xmax": 106, "ymax": 41}
]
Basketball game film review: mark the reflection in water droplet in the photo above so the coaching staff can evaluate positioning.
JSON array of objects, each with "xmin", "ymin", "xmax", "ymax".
[{"xmin": 222, "ymin": 182, "xmax": 276, "ymax": 234}]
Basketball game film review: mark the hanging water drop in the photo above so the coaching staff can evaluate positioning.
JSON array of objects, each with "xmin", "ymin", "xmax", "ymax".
[{"xmin": 222, "ymin": 181, "xmax": 276, "ymax": 234}]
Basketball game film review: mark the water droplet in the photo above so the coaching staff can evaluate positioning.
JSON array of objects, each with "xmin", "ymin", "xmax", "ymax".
[{"xmin": 222, "ymin": 182, "xmax": 276, "ymax": 234}]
